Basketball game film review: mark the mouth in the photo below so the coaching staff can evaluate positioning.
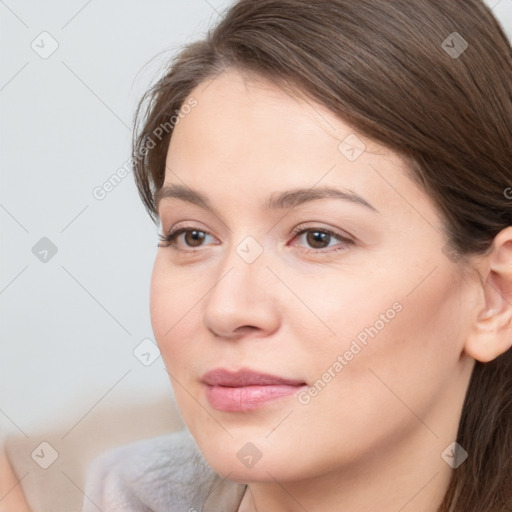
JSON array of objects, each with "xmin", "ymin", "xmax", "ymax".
[{"xmin": 201, "ymin": 368, "xmax": 308, "ymax": 412}]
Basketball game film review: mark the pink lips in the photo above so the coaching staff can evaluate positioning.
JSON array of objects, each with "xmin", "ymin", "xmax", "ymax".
[{"xmin": 201, "ymin": 369, "xmax": 307, "ymax": 412}]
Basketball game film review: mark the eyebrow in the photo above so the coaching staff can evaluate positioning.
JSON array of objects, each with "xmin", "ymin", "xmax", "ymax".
[{"xmin": 155, "ymin": 184, "xmax": 378, "ymax": 215}]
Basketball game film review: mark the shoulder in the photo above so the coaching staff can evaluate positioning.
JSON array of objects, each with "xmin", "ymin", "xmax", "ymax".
[{"xmin": 82, "ymin": 429, "xmax": 245, "ymax": 512}]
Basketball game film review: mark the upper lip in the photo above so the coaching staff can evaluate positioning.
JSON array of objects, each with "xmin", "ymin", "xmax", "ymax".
[{"xmin": 201, "ymin": 368, "xmax": 306, "ymax": 387}]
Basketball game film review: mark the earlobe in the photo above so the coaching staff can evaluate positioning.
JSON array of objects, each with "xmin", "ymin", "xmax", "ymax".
[
  {"xmin": 477, "ymin": 307, "xmax": 497, "ymax": 321},
  {"xmin": 464, "ymin": 227, "xmax": 512, "ymax": 363}
]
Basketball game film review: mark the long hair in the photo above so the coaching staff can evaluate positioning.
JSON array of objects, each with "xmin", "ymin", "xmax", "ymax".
[{"xmin": 131, "ymin": 1, "xmax": 512, "ymax": 509}]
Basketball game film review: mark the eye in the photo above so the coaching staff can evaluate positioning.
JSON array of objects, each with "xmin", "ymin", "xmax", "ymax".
[
  {"xmin": 157, "ymin": 227, "xmax": 216, "ymax": 251},
  {"xmin": 289, "ymin": 226, "xmax": 354, "ymax": 254},
  {"xmin": 157, "ymin": 225, "xmax": 354, "ymax": 255}
]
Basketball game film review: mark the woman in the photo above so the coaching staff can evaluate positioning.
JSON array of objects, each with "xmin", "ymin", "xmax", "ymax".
[{"xmin": 83, "ymin": 0, "xmax": 512, "ymax": 510}]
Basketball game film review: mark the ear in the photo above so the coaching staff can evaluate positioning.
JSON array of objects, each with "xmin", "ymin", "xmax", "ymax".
[{"xmin": 464, "ymin": 226, "xmax": 512, "ymax": 362}]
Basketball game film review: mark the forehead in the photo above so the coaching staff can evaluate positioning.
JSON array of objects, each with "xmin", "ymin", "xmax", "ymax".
[
  {"xmin": 170, "ymin": 67, "xmax": 381, "ymax": 154},
  {"xmin": 162, "ymin": 68, "xmax": 433, "ymax": 225},
  {"xmin": 167, "ymin": 69, "xmax": 383, "ymax": 173}
]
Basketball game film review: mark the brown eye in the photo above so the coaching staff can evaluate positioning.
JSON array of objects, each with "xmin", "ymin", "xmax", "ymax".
[
  {"xmin": 290, "ymin": 227, "xmax": 354, "ymax": 254},
  {"xmin": 184, "ymin": 230, "xmax": 206, "ymax": 247},
  {"xmin": 305, "ymin": 230, "xmax": 332, "ymax": 249},
  {"xmin": 157, "ymin": 228, "xmax": 212, "ymax": 249}
]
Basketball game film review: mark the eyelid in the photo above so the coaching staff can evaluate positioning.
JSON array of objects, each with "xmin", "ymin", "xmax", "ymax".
[
  {"xmin": 158, "ymin": 222, "xmax": 355, "ymax": 254},
  {"xmin": 289, "ymin": 223, "xmax": 355, "ymax": 243},
  {"xmin": 288, "ymin": 224, "xmax": 354, "ymax": 254},
  {"xmin": 157, "ymin": 225, "xmax": 217, "ymax": 250}
]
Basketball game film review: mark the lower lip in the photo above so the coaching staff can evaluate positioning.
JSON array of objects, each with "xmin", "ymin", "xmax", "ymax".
[{"xmin": 204, "ymin": 384, "xmax": 306, "ymax": 411}]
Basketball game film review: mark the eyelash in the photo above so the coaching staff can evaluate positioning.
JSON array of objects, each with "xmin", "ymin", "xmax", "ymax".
[{"xmin": 157, "ymin": 225, "xmax": 354, "ymax": 255}]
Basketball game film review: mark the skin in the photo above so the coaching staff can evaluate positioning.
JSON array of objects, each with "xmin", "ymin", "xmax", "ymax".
[
  {"xmin": 150, "ymin": 67, "xmax": 512, "ymax": 512},
  {"xmin": 0, "ymin": 448, "xmax": 31, "ymax": 512}
]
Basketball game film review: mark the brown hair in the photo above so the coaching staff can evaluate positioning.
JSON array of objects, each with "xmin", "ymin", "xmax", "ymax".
[{"xmin": 132, "ymin": 1, "xmax": 512, "ymax": 510}]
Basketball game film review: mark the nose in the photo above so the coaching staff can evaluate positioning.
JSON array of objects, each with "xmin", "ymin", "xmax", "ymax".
[{"xmin": 202, "ymin": 239, "xmax": 281, "ymax": 340}]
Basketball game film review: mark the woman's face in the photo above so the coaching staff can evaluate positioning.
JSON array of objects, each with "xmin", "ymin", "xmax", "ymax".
[{"xmin": 150, "ymin": 68, "xmax": 475, "ymax": 483}]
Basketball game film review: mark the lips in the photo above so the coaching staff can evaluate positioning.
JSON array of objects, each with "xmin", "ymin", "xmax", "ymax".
[
  {"xmin": 201, "ymin": 368, "xmax": 307, "ymax": 412},
  {"xmin": 202, "ymin": 368, "xmax": 305, "ymax": 387}
]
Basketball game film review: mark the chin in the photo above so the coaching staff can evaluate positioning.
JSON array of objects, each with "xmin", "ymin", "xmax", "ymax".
[{"xmin": 194, "ymin": 434, "xmax": 308, "ymax": 484}]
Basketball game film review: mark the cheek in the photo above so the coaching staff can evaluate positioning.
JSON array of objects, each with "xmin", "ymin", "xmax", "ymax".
[
  {"xmin": 293, "ymin": 255, "xmax": 463, "ymax": 394},
  {"xmin": 149, "ymin": 258, "xmax": 203, "ymax": 366},
  {"xmin": 270, "ymin": 267, "xmax": 467, "ymax": 472},
  {"xmin": 311, "ymin": 263, "xmax": 466, "ymax": 422}
]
